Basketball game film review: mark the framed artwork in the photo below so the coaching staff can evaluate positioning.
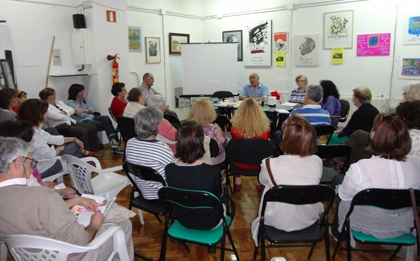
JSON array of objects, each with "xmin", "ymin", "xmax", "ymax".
[
  {"xmin": 293, "ymin": 34, "xmax": 320, "ymax": 66},
  {"xmin": 323, "ymin": 10, "xmax": 354, "ymax": 49},
  {"xmin": 356, "ymin": 33, "xmax": 391, "ymax": 57},
  {"xmin": 145, "ymin": 37, "xmax": 161, "ymax": 64},
  {"xmin": 169, "ymin": 33, "xmax": 190, "ymax": 54},
  {"xmin": 0, "ymin": 59, "xmax": 16, "ymax": 89},
  {"xmin": 244, "ymin": 20, "xmax": 272, "ymax": 66},
  {"xmin": 273, "ymin": 32, "xmax": 288, "ymax": 53},
  {"xmin": 127, "ymin": 26, "xmax": 142, "ymax": 53},
  {"xmin": 398, "ymin": 56, "xmax": 420, "ymax": 79},
  {"xmin": 222, "ymin": 30, "xmax": 243, "ymax": 61},
  {"xmin": 404, "ymin": 14, "xmax": 420, "ymax": 45}
]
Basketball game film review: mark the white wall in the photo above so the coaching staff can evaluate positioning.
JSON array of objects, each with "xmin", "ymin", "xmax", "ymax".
[{"xmin": 1, "ymin": 0, "xmax": 420, "ymax": 121}]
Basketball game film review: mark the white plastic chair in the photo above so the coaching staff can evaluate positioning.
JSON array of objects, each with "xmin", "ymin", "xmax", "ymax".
[
  {"xmin": 3, "ymin": 226, "xmax": 129, "ymax": 261},
  {"xmin": 61, "ymin": 155, "xmax": 129, "ymax": 198},
  {"xmin": 0, "ymin": 241, "xmax": 7, "ymax": 261},
  {"xmin": 40, "ymin": 156, "xmax": 68, "ymax": 184}
]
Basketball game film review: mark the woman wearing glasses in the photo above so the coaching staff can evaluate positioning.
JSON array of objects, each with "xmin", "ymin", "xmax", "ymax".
[
  {"xmin": 17, "ymin": 99, "xmax": 83, "ymax": 178},
  {"xmin": 289, "ymin": 74, "xmax": 308, "ymax": 105},
  {"xmin": 331, "ymin": 113, "xmax": 420, "ymax": 244},
  {"xmin": 39, "ymin": 88, "xmax": 100, "ymax": 156}
]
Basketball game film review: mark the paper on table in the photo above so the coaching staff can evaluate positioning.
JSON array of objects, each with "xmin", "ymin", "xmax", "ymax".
[
  {"xmin": 274, "ymin": 108, "xmax": 290, "ymax": 114},
  {"xmin": 281, "ymin": 102, "xmax": 298, "ymax": 106}
]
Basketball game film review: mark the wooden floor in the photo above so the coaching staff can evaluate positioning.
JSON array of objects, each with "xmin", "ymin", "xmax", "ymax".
[{"xmin": 51, "ymin": 147, "xmax": 406, "ymax": 261}]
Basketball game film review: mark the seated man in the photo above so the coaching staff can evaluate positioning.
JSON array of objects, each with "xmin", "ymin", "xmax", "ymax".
[
  {"xmin": 0, "ymin": 137, "xmax": 134, "ymax": 261},
  {"xmin": 239, "ymin": 73, "xmax": 269, "ymax": 101}
]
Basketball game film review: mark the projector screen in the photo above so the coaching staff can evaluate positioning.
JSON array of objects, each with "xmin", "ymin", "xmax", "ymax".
[{"xmin": 181, "ymin": 43, "xmax": 238, "ymax": 96}]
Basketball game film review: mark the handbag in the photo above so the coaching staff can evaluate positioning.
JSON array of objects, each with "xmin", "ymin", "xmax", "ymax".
[{"xmin": 265, "ymin": 158, "xmax": 277, "ymax": 186}]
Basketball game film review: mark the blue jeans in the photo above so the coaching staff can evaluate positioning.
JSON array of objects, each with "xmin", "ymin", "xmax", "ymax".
[
  {"xmin": 41, "ymin": 142, "xmax": 83, "ymax": 179},
  {"xmin": 85, "ymin": 116, "xmax": 117, "ymax": 141}
]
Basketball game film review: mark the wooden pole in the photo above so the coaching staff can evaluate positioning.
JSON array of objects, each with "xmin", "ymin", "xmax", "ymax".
[{"xmin": 45, "ymin": 35, "xmax": 55, "ymax": 88}]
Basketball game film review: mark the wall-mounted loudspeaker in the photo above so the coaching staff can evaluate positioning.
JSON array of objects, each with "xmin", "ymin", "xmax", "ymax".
[{"xmin": 72, "ymin": 14, "xmax": 86, "ymax": 29}]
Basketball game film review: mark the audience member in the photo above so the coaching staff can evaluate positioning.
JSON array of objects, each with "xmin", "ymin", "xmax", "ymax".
[
  {"xmin": 330, "ymin": 87, "xmax": 379, "ymax": 144},
  {"xmin": 239, "ymin": 73, "xmax": 268, "ymax": 101},
  {"xmin": 0, "ymin": 137, "xmax": 134, "ymax": 260},
  {"xmin": 251, "ymin": 115, "xmax": 323, "ymax": 246},
  {"xmin": 403, "ymin": 82, "xmax": 420, "ymax": 102},
  {"xmin": 39, "ymin": 88, "xmax": 100, "ymax": 156},
  {"xmin": 125, "ymin": 107, "xmax": 174, "ymax": 200},
  {"xmin": 67, "ymin": 84, "xmax": 123, "ymax": 152},
  {"xmin": 110, "ymin": 82, "xmax": 127, "ymax": 119},
  {"xmin": 12, "ymin": 90, "xmax": 27, "ymax": 113},
  {"xmin": 331, "ymin": 113, "xmax": 420, "ymax": 246},
  {"xmin": 188, "ymin": 98, "xmax": 229, "ymax": 165},
  {"xmin": 319, "ymin": 80, "xmax": 341, "ymax": 128},
  {"xmin": 289, "ymin": 74, "xmax": 308, "ymax": 105},
  {"xmin": 123, "ymin": 87, "xmax": 146, "ymax": 118},
  {"xmin": 0, "ymin": 88, "xmax": 18, "ymax": 122}
]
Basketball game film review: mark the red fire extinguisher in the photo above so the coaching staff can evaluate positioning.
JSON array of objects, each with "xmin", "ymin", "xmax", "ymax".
[{"xmin": 107, "ymin": 54, "xmax": 119, "ymax": 83}]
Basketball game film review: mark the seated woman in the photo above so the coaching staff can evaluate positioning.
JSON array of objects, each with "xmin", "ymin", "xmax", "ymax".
[
  {"xmin": 188, "ymin": 98, "xmax": 229, "ymax": 165},
  {"xmin": 146, "ymin": 95, "xmax": 177, "ymax": 154},
  {"xmin": 403, "ymin": 82, "xmax": 420, "ymax": 102},
  {"xmin": 289, "ymin": 74, "xmax": 308, "ymax": 105},
  {"xmin": 250, "ymin": 114, "xmax": 323, "ymax": 246},
  {"xmin": 123, "ymin": 88, "xmax": 146, "ymax": 118},
  {"xmin": 332, "ymin": 113, "xmax": 420, "ymax": 245},
  {"xmin": 39, "ymin": 88, "xmax": 101, "ymax": 156},
  {"xmin": 165, "ymin": 121, "xmax": 233, "ymax": 230},
  {"xmin": 110, "ymin": 82, "xmax": 127, "ymax": 119},
  {"xmin": 329, "ymin": 87, "xmax": 379, "ymax": 144},
  {"xmin": 125, "ymin": 107, "xmax": 174, "ymax": 200},
  {"xmin": 67, "ymin": 83, "xmax": 122, "ymax": 152},
  {"xmin": 12, "ymin": 90, "xmax": 27, "ymax": 114},
  {"xmin": 319, "ymin": 80, "xmax": 341, "ymax": 128},
  {"xmin": 0, "ymin": 88, "xmax": 18, "ymax": 122},
  {"xmin": 17, "ymin": 99, "xmax": 84, "ymax": 178}
]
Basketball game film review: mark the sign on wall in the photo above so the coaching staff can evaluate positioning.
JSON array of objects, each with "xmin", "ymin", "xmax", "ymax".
[
  {"xmin": 106, "ymin": 10, "xmax": 116, "ymax": 22},
  {"xmin": 244, "ymin": 20, "xmax": 272, "ymax": 66},
  {"xmin": 356, "ymin": 33, "xmax": 391, "ymax": 57}
]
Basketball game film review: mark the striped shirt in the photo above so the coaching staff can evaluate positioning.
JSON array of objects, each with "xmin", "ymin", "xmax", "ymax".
[
  {"xmin": 289, "ymin": 89, "xmax": 306, "ymax": 105},
  {"xmin": 126, "ymin": 137, "xmax": 175, "ymax": 200},
  {"xmin": 286, "ymin": 104, "xmax": 331, "ymax": 126}
]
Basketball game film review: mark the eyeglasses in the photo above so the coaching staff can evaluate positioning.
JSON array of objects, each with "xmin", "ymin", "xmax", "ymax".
[
  {"xmin": 22, "ymin": 156, "xmax": 38, "ymax": 169},
  {"xmin": 403, "ymin": 92, "xmax": 407, "ymax": 96}
]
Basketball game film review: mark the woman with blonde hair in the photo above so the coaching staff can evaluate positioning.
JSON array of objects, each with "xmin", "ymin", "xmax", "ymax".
[
  {"xmin": 403, "ymin": 82, "xmax": 420, "ymax": 102},
  {"xmin": 289, "ymin": 74, "xmax": 308, "ymax": 105},
  {"xmin": 230, "ymin": 98, "xmax": 270, "ymax": 139},
  {"xmin": 188, "ymin": 98, "xmax": 229, "ymax": 164}
]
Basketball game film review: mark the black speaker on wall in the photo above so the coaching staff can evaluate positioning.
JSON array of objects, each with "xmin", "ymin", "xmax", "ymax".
[{"xmin": 73, "ymin": 14, "xmax": 86, "ymax": 29}]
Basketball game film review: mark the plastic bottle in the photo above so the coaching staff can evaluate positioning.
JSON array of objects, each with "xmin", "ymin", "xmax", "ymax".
[{"xmin": 235, "ymin": 175, "xmax": 241, "ymax": 191}]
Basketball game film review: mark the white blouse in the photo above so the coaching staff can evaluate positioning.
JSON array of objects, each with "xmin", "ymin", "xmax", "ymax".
[{"xmin": 46, "ymin": 100, "xmax": 76, "ymax": 127}]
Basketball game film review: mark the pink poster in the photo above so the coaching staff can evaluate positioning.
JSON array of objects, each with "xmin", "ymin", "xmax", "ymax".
[{"xmin": 356, "ymin": 33, "xmax": 391, "ymax": 57}]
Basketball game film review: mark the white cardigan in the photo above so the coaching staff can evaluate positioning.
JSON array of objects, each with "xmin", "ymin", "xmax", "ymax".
[{"xmin": 46, "ymin": 100, "xmax": 76, "ymax": 127}]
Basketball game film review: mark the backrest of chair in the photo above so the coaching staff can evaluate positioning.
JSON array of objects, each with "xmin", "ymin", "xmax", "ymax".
[
  {"xmin": 214, "ymin": 115, "xmax": 232, "ymax": 132},
  {"xmin": 62, "ymin": 155, "xmax": 95, "ymax": 195},
  {"xmin": 226, "ymin": 138, "xmax": 273, "ymax": 165},
  {"xmin": 212, "ymin": 91, "xmax": 234, "ymax": 99},
  {"xmin": 123, "ymin": 162, "xmax": 167, "ymax": 187},
  {"xmin": 108, "ymin": 107, "xmax": 117, "ymax": 122},
  {"xmin": 261, "ymin": 185, "xmax": 335, "ymax": 218},
  {"xmin": 339, "ymin": 99, "xmax": 350, "ymax": 122},
  {"xmin": 315, "ymin": 144, "xmax": 352, "ymax": 171},
  {"xmin": 350, "ymin": 188, "xmax": 415, "ymax": 211},
  {"xmin": 314, "ymin": 125, "xmax": 336, "ymax": 136},
  {"xmin": 117, "ymin": 116, "xmax": 136, "ymax": 143},
  {"xmin": 163, "ymin": 114, "xmax": 181, "ymax": 127}
]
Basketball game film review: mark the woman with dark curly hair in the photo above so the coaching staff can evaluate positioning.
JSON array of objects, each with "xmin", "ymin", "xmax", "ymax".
[
  {"xmin": 319, "ymin": 80, "xmax": 341, "ymax": 127},
  {"xmin": 110, "ymin": 82, "xmax": 127, "ymax": 119},
  {"xmin": 0, "ymin": 89, "xmax": 18, "ymax": 122}
]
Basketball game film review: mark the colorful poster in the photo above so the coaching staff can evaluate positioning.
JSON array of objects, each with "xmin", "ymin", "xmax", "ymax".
[
  {"xmin": 275, "ymin": 52, "xmax": 285, "ymax": 67},
  {"xmin": 244, "ymin": 20, "xmax": 272, "ymax": 66},
  {"xmin": 273, "ymin": 32, "xmax": 288, "ymax": 53},
  {"xmin": 404, "ymin": 14, "xmax": 420, "ymax": 45},
  {"xmin": 401, "ymin": 58, "xmax": 420, "ymax": 77},
  {"xmin": 356, "ymin": 33, "xmax": 391, "ymax": 57},
  {"xmin": 332, "ymin": 48, "xmax": 344, "ymax": 64}
]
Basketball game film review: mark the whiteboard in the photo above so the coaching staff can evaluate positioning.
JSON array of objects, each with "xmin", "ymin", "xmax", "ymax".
[{"xmin": 181, "ymin": 43, "xmax": 238, "ymax": 95}]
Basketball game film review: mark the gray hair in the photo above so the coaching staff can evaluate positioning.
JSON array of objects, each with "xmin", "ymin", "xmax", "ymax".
[
  {"xmin": 404, "ymin": 82, "xmax": 420, "ymax": 101},
  {"xmin": 306, "ymin": 84, "xmax": 323, "ymax": 103},
  {"xmin": 127, "ymin": 88, "xmax": 145, "ymax": 102},
  {"xmin": 146, "ymin": 94, "xmax": 166, "ymax": 109},
  {"xmin": 133, "ymin": 107, "xmax": 163, "ymax": 138},
  {"xmin": 0, "ymin": 137, "xmax": 34, "ymax": 174}
]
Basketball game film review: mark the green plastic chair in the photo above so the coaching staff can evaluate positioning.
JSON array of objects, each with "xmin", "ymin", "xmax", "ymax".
[
  {"xmin": 332, "ymin": 188, "xmax": 420, "ymax": 261},
  {"xmin": 158, "ymin": 187, "xmax": 240, "ymax": 261},
  {"xmin": 108, "ymin": 107, "xmax": 121, "ymax": 149}
]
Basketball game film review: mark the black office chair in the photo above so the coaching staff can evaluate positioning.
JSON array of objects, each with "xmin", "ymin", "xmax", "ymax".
[
  {"xmin": 213, "ymin": 115, "xmax": 232, "ymax": 132},
  {"xmin": 117, "ymin": 116, "xmax": 136, "ymax": 163},
  {"xmin": 315, "ymin": 144, "xmax": 352, "ymax": 183},
  {"xmin": 253, "ymin": 185, "xmax": 335, "ymax": 261},
  {"xmin": 122, "ymin": 162, "xmax": 167, "ymax": 261},
  {"xmin": 213, "ymin": 91, "xmax": 235, "ymax": 119},
  {"xmin": 332, "ymin": 188, "xmax": 420, "ymax": 261},
  {"xmin": 314, "ymin": 125, "xmax": 336, "ymax": 144},
  {"xmin": 212, "ymin": 91, "xmax": 234, "ymax": 100},
  {"xmin": 158, "ymin": 186, "xmax": 240, "ymax": 261},
  {"xmin": 339, "ymin": 99, "xmax": 350, "ymax": 123},
  {"xmin": 226, "ymin": 138, "xmax": 273, "ymax": 194}
]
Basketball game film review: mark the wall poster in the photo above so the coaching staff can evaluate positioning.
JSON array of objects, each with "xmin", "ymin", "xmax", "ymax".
[
  {"xmin": 273, "ymin": 32, "xmax": 288, "ymax": 53},
  {"xmin": 356, "ymin": 33, "xmax": 391, "ymax": 57},
  {"xmin": 398, "ymin": 56, "xmax": 420, "ymax": 79},
  {"xmin": 404, "ymin": 14, "xmax": 420, "ymax": 45},
  {"xmin": 244, "ymin": 20, "xmax": 272, "ymax": 66},
  {"xmin": 128, "ymin": 26, "xmax": 142, "ymax": 53},
  {"xmin": 323, "ymin": 10, "xmax": 354, "ymax": 49},
  {"xmin": 294, "ymin": 34, "xmax": 320, "ymax": 66}
]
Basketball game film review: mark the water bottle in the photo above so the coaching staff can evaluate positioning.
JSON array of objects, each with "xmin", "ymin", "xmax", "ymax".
[{"xmin": 235, "ymin": 175, "xmax": 242, "ymax": 191}]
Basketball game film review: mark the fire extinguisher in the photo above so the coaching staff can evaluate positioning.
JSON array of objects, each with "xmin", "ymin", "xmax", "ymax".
[{"xmin": 107, "ymin": 54, "xmax": 119, "ymax": 83}]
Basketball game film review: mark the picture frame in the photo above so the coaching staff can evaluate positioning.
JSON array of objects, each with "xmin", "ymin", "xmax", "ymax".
[
  {"xmin": 323, "ymin": 10, "xmax": 354, "ymax": 49},
  {"xmin": 127, "ymin": 26, "xmax": 142, "ymax": 53},
  {"xmin": 0, "ymin": 59, "xmax": 16, "ymax": 90},
  {"xmin": 169, "ymin": 33, "xmax": 190, "ymax": 54},
  {"xmin": 397, "ymin": 55, "xmax": 420, "ymax": 79},
  {"xmin": 293, "ymin": 34, "xmax": 320, "ymax": 66},
  {"xmin": 222, "ymin": 30, "xmax": 243, "ymax": 61},
  {"xmin": 243, "ymin": 20, "xmax": 272, "ymax": 66},
  {"xmin": 145, "ymin": 37, "xmax": 161, "ymax": 64},
  {"xmin": 404, "ymin": 13, "xmax": 420, "ymax": 45}
]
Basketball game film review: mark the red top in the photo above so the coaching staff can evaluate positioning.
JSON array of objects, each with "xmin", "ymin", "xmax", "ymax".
[
  {"xmin": 230, "ymin": 127, "xmax": 270, "ymax": 170},
  {"xmin": 110, "ymin": 97, "xmax": 126, "ymax": 119}
]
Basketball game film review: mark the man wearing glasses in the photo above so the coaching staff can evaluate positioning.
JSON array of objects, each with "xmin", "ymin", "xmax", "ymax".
[{"xmin": 0, "ymin": 137, "xmax": 134, "ymax": 260}]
